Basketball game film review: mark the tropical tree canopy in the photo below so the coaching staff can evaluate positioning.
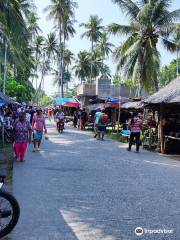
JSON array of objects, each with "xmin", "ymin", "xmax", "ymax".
[
  {"xmin": 80, "ymin": 15, "xmax": 104, "ymax": 50},
  {"xmin": 160, "ymin": 58, "xmax": 180, "ymax": 86},
  {"xmin": 109, "ymin": 0, "xmax": 180, "ymax": 94}
]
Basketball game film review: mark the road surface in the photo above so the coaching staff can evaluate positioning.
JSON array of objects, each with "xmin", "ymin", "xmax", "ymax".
[{"xmin": 5, "ymin": 122, "xmax": 180, "ymax": 240}]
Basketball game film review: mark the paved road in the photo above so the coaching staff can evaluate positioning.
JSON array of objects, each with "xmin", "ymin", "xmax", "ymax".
[{"xmin": 5, "ymin": 122, "xmax": 180, "ymax": 240}]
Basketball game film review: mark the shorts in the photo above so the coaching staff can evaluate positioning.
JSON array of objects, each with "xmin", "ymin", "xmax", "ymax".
[
  {"xmin": 98, "ymin": 125, "xmax": 106, "ymax": 132},
  {"xmin": 33, "ymin": 130, "xmax": 43, "ymax": 140}
]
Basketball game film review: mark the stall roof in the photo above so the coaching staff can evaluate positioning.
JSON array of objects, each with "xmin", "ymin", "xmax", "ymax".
[
  {"xmin": 144, "ymin": 78, "xmax": 180, "ymax": 105},
  {"xmin": 121, "ymin": 101, "xmax": 144, "ymax": 109}
]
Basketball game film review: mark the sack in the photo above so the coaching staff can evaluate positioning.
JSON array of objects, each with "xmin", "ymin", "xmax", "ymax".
[{"xmin": 44, "ymin": 133, "xmax": 49, "ymax": 140}]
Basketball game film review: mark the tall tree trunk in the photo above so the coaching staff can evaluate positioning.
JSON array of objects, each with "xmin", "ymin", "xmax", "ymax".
[
  {"xmin": 36, "ymin": 54, "xmax": 46, "ymax": 104},
  {"xmin": 3, "ymin": 41, "xmax": 7, "ymax": 95},
  {"xmin": 59, "ymin": 20, "xmax": 64, "ymax": 97}
]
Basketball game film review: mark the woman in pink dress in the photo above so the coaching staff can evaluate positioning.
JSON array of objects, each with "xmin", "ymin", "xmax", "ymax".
[
  {"xmin": 32, "ymin": 109, "xmax": 47, "ymax": 152},
  {"xmin": 13, "ymin": 112, "xmax": 32, "ymax": 162}
]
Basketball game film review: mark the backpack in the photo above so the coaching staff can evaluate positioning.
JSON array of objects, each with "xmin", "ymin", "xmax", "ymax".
[{"xmin": 101, "ymin": 114, "xmax": 108, "ymax": 124}]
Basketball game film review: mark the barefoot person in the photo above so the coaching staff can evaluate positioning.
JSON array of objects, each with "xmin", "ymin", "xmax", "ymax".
[
  {"xmin": 13, "ymin": 112, "xmax": 32, "ymax": 162},
  {"xmin": 32, "ymin": 109, "xmax": 47, "ymax": 152}
]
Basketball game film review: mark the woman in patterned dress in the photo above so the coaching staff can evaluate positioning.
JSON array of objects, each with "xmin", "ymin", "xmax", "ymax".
[{"xmin": 13, "ymin": 112, "xmax": 32, "ymax": 162}]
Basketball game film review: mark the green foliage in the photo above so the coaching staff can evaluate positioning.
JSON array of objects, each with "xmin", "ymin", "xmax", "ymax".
[
  {"xmin": 6, "ymin": 77, "xmax": 35, "ymax": 102},
  {"xmin": 109, "ymin": 0, "xmax": 180, "ymax": 94},
  {"xmin": 64, "ymin": 87, "xmax": 77, "ymax": 98},
  {"xmin": 112, "ymin": 74, "xmax": 121, "ymax": 86},
  {"xmin": 124, "ymin": 79, "xmax": 137, "ymax": 89},
  {"xmin": 159, "ymin": 58, "xmax": 180, "ymax": 86},
  {"xmin": 39, "ymin": 95, "xmax": 53, "ymax": 107}
]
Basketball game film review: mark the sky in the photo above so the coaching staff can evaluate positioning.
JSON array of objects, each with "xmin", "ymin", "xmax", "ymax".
[{"xmin": 34, "ymin": 0, "xmax": 179, "ymax": 96}]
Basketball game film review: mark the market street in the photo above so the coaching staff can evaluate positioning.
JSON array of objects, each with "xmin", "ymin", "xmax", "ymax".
[{"xmin": 6, "ymin": 122, "xmax": 180, "ymax": 240}]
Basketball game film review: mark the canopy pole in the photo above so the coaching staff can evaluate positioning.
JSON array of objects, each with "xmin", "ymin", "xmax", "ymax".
[
  {"xmin": 116, "ymin": 81, "xmax": 122, "ymax": 134},
  {"xmin": 160, "ymin": 104, "xmax": 165, "ymax": 154}
]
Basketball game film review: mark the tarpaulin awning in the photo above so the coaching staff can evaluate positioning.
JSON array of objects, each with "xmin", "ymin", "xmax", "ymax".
[
  {"xmin": 56, "ymin": 98, "xmax": 80, "ymax": 108},
  {"xmin": 106, "ymin": 102, "xmax": 124, "ymax": 107},
  {"xmin": 64, "ymin": 102, "xmax": 80, "ymax": 108},
  {"xmin": 100, "ymin": 97, "xmax": 129, "ymax": 103},
  {"xmin": 56, "ymin": 98, "xmax": 76, "ymax": 105},
  {"xmin": 0, "ymin": 99, "xmax": 6, "ymax": 107}
]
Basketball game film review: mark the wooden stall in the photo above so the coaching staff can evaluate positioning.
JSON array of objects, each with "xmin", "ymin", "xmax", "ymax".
[{"xmin": 144, "ymin": 78, "xmax": 180, "ymax": 154}]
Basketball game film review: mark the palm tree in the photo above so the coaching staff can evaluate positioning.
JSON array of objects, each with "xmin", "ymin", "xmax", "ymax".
[
  {"xmin": 97, "ymin": 32, "xmax": 114, "ymax": 65},
  {"xmin": 73, "ymin": 51, "xmax": 91, "ymax": 83},
  {"xmin": 28, "ymin": 12, "xmax": 41, "ymax": 40},
  {"xmin": 35, "ymin": 33, "xmax": 58, "ymax": 102},
  {"xmin": 163, "ymin": 24, "xmax": 180, "ymax": 78},
  {"xmin": 44, "ymin": 0, "xmax": 77, "ymax": 97},
  {"xmin": 91, "ymin": 48, "xmax": 102, "ymax": 80},
  {"xmin": 64, "ymin": 48, "xmax": 74, "ymax": 71},
  {"xmin": 33, "ymin": 35, "xmax": 44, "ymax": 90},
  {"xmin": 80, "ymin": 15, "xmax": 104, "ymax": 82},
  {"xmin": 108, "ymin": 0, "xmax": 180, "ymax": 95},
  {"xmin": 100, "ymin": 64, "xmax": 111, "ymax": 79},
  {"xmin": 44, "ymin": 32, "xmax": 58, "ymax": 63},
  {"xmin": 0, "ymin": 0, "xmax": 31, "ymax": 94}
]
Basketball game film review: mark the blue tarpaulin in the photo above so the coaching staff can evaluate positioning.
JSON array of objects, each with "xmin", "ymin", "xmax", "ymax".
[
  {"xmin": 0, "ymin": 99, "xmax": 6, "ymax": 107},
  {"xmin": 99, "ymin": 97, "xmax": 128, "ymax": 103},
  {"xmin": 56, "ymin": 98, "xmax": 77, "ymax": 106}
]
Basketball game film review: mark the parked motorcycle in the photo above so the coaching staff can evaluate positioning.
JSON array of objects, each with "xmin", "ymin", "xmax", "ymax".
[{"xmin": 0, "ymin": 175, "xmax": 20, "ymax": 238}]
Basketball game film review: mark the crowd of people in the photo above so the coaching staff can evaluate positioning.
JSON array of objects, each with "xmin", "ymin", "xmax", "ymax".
[
  {"xmin": 0, "ymin": 102, "xmax": 145, "ymax": 163},
  {"xmin": 0, "ymin": 104, "xmax": 48, "ymax": 162}
]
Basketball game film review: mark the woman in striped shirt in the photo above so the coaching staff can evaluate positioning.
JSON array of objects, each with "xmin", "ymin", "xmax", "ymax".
[{"xmin": 128, "ymin": 113, "xmax": 143, "ymax": 152}]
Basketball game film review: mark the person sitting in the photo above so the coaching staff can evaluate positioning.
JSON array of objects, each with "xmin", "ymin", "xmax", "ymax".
[{"xmin": 55, "ymin": 108, "xmax": 65, "ymax": 130}]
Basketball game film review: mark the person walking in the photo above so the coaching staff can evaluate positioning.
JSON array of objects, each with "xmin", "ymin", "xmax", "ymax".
[
  {"xmin": 28, "ymin": 106, "xmax": 35, "ymax": 124},
  {"xmin": 97, "ymin": 109, "xmax": 108, "ymax": 140},
  {"xmin": 48, "ymin": 108, "xmax": 53, "ymax": 121},
  {"xmin": 73, "ymin": 108, "xmax": 79, "ymax": 128},
  {"xmin": 80, "ymin": 108, "xmax": 87, "ymax": 130},
  {"xmin": 13, "ymin": 112, "xmax": 32, "ymax": 162},
  {"xmin": 94, "ymin": 108, "xmax": 102, "ymax": 138},
  {"xmin": 32, "ymin": 109, "xmax": 47, "ymax": 152},
  {"xmin": 128, "ymin": 112, "xmax": 143, "ymax": 152}
]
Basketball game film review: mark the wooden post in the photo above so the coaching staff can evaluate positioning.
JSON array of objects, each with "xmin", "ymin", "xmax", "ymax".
[
  {"xmin": 2, "ymin": 122, "xmax": 4, "ymax": 147},
  {"xmin": 160, "ymin": 104, "xmax": 164, "ymax": 154}
]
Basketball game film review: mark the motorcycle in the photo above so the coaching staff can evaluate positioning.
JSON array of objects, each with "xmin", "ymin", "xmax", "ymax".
[
  {"xmin": 57, "ymin": 119, "xmax": 64, "ymax": 133},
  {"xmin": 0, "ymin": 175, "xmax": 20, "ymax": 238}
]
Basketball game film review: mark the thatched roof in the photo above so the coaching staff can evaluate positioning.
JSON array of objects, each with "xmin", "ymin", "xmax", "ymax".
[
  {"xmin": 121, "ymin": 101, "xmax": 144, "ymax": 109},
  {"xmin": 144, "ymin": 78, "xmax": 180, "ymax": 105},
  {"xmin": 0, "ymin": 92, "xmax": 16, "ymax": 104}
]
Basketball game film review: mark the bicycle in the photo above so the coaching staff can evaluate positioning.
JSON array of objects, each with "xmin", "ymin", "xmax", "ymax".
[{"xmin": 0, "ymin": 175, "xmax": 20, "ymax": 238}]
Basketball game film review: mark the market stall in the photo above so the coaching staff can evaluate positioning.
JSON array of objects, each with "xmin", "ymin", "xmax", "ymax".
[
  {"xmin": 144, "ymin": 78, "xmax": 180, "ymax": 154},
  {"xmin": 55, "ymin": 97, "xmax": 80, "ymax": 118}
]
